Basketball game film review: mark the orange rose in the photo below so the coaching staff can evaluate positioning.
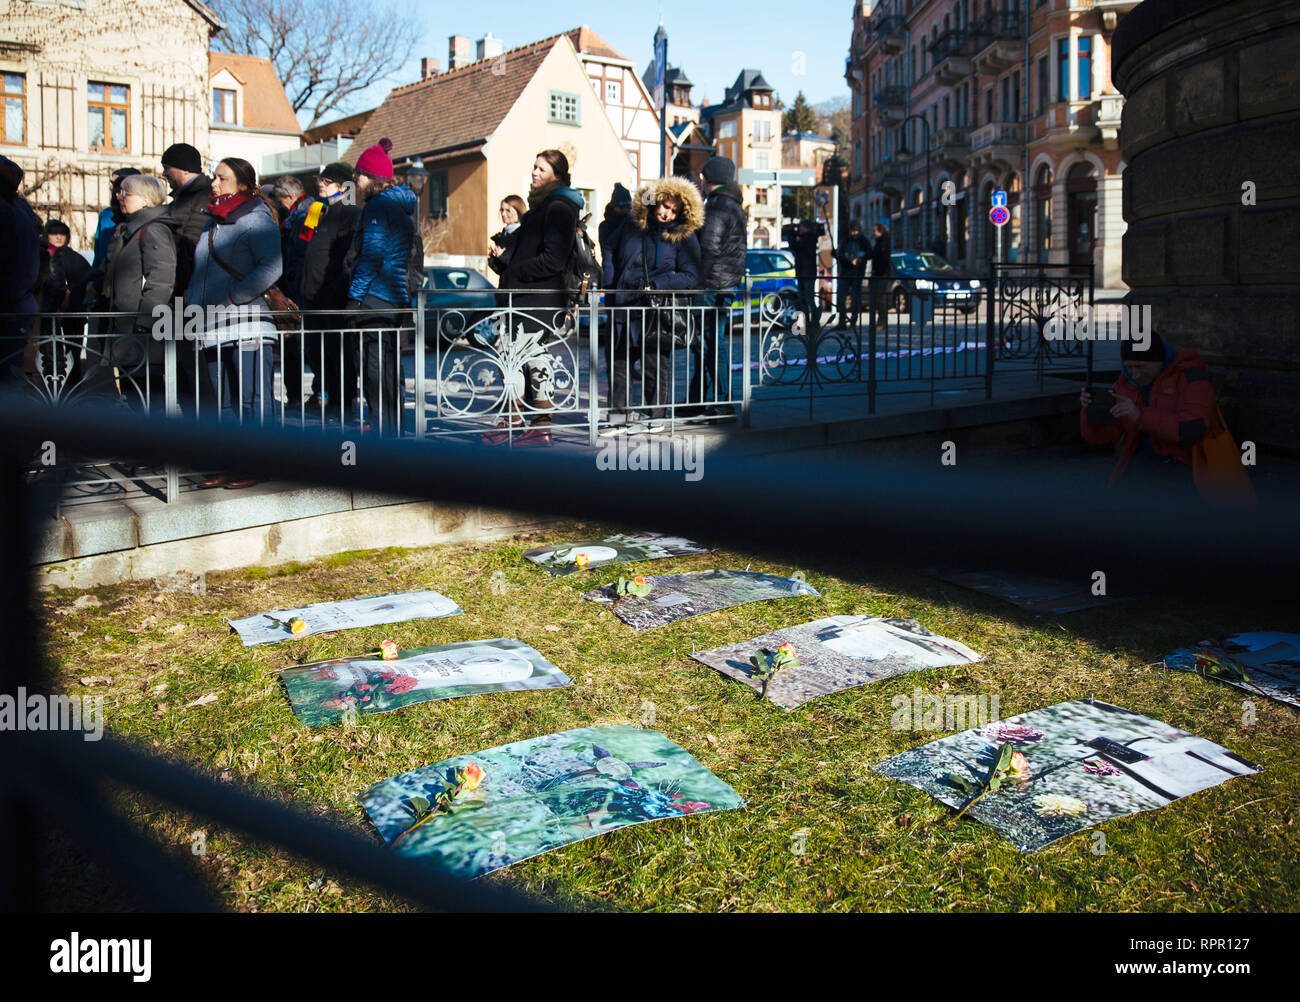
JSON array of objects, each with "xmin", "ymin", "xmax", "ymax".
[
  {"xmin": 777, "ymin": 642, "xmax": 797, "ymax": 658},
  {"xmin": 459, "ymin": 762, "xmax": 486, "ymax": 790},
  {"xmin": 1010, "ymin": 751, "xmax": 1029, "ymax": 775},
  {"xmin": 633, "ymin": 575, "xmax": 647, "ymax": 586},
  {"xmin": 379, "ymin": 639, "xmax": 399, "ymax": 660}
]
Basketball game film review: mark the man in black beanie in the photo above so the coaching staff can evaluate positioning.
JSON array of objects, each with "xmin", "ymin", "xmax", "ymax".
[
  {"xmin": 160, "ymin": 143, "xmax": 211, "ymax": 286},
  {"xmin": 685, "ymin": 155, "xmax": 746, "ymax": 421},
  {"xmin": 1079, "ymin": 328, "xmax": 1220, "ymax": 497}
]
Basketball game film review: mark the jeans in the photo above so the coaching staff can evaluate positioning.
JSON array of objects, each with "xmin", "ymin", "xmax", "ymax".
[
  {"xmin": 688, "ymin": 291, "xmax": 732, "ymax": 405},
  {"xmin": 206, "ymin": 341, "xmax": 275, "ymax": 424}
]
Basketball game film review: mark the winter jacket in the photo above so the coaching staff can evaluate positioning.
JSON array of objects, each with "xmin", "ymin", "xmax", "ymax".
[
  {"xmin": 91, "ymin": 206, "xmax": 118, "ymax": 275},
  {"xmin": 186, "ymin": 195, "xmax": 283, "ymax": 347},
  {"xmin": 1080, "ymin": 346, "xmax": 1218, "ymax": 485},
  {"xmin": 297, "ymin": 195, "xmax": 361, "ymax": 311},
  {"xmin": 100, "ymin": 204, "xmax": 180, "ymax": 368},
  {"xmin": 498, "ymin": 184, "xmax": 583, "ymax": 310},
  {"xmin": 40, "ymin": 245, "xmax": 92, "ymax": 314},
  {"xmin": 280, "ymin": 195, "xmax": 310, "ymax": 301},
  {"xmin": 838, "ymin": 233, "xmax": 871, "ymax": 274},
  {"xmin": 486, "ymin": 222, "xmax": 520, "ymax": 277},
  {"xmin": 602, "ymin": 176, "xmax": 703, "ymax": 306},
  {"xmin": 0, "ymin": 196, "xmax": 39, "ymax": 316},
  {"xmin": 788, "ymin": 228, "xmax": 819, "ymax": 279},
  {"xmin": 869, "ymin": 231, "xmax": 892, "ymax": 277},
  {"xmin": 166, "ymin": 173, "xmax": 213, "ymax": 291},
  {"xmin": 697, "ymin": 182, "xmax": 747, "ymax": 291},
  {"xmin": 347, "ymin": 184, "xmax": 417, "ymax": 307}
]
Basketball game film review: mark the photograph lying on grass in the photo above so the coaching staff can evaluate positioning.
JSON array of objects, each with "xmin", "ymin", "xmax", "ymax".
[
  {"xmin": 360, "ymin": 725, "xmax": 744, "ymax": 880},
  {"xmin": 933, "ymin": 569, "xmax": 1131, "ymax": 616},
  {"xmin": 874, "ymin": 699, "xmax": 1260, "ymax": 851},
  {"xmin": 227, "ymin": 590, "xmax": 464, "ymax": 646},
  {"xmin": 583, "ymin": 569, "xmax": 819, "ymax": 630},
  {"xmin": 1164, "ymin": 632, "xmax": 1300, "ymax": 709},
  {"xmin": 692, "ymin": 615, "xmax": 983, "ymax": 709},
  {"xmin": 522, "ymin": 532, "xmax": 709, "ymax": 576},
  {"xmin": 278, "ymin": 639, "xmax": 572, "ymax": 727}
]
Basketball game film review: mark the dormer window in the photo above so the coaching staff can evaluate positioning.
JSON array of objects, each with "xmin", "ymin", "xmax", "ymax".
[{"xmin": 213, "ymin": 88, "xmax": 237, "ymax": 125}]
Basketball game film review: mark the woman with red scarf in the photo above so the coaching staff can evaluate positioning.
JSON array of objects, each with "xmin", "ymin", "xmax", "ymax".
[{"xmin": 185, "ymin": 157, "xmax": 283, "ymax": 488}]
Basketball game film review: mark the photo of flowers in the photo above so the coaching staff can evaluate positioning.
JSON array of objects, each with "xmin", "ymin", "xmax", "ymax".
[
  {"xmin": 1164, "ymin": 632, "xmax": 1300, "ymax": 708},
  {"xmin": 522, "ymin": 532, "xmax": 709, "ymax": 576},
  {"xmin": 227, "ymin": 590, "xmax": 463, "ymax": 647},
  {"xmin": 583, "ymin": 569, "xmax": 819, "ymax": 630},
  {"xmin": 359, "ymin": 725, "xmax": 744, "ymax": 879},
  {"xmin": 278, "ymin": 638, "xmax": 572, "ymax": 727},
  {"xmin": 692, "ymin": 615, "xmax": 983, "ymax": 709},
  {"xmin": 874, "ymin": 700, "xmax": 1259, "ymax": 851},
  {"xmin": 933, "ymin": 569, "xmax": 1130, "ymax": 615}
]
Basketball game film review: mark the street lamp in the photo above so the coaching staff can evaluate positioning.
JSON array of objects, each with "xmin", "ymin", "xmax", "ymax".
[{"xmin": 894, "ymin": 113, "xmax": 931, "ymax": 254}]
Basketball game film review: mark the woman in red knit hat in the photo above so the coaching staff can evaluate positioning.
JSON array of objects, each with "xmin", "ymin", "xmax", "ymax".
[{"xmin": 346, "ymin": 137, "xmax": 417, "ymax": 434}]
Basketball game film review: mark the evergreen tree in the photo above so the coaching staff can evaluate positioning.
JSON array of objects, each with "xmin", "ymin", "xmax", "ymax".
[{"xmin": 782, "ymin": 91, "xmax": 819, "ymax": 135}]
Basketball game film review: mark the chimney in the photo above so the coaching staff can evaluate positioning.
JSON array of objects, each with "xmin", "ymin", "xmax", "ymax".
[
  {"xmin": 420, "ymin": 57, "xmax": 440, "ymax": 81},
  {"xmin": 448, "ymin": 35, "xmax": 471, "ymax": 71},
  {"xmin": 477, "ymin": 32, "xmax": 503, "ymax": 62}
]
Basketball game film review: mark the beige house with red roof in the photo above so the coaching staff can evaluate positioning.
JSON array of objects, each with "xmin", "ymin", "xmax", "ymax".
[
  {"xmin": 345, "ymin": 28, "xmax": 640, "ymax": 272},
  {"xmin": 208, "ymin": 52, "xmax": 303, "ymax": 176}
]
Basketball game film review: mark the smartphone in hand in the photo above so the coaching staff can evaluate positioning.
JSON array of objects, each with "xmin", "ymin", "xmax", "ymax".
[{"xmin": 1086, "ymin": 388, "xmax": 1118, "ymax": 427}]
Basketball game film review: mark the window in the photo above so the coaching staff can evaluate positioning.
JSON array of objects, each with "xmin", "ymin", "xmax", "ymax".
[
  {"xmin": 88, "ymin": 81, "xmax": 129, "ymax": 152},
  {"xmin": 576, "ymin": 188, "xmax": 595, "ymax": 215},
  {"xmin": 547, "ymin": 90, "xmax": 580, "ymax": 125},
  {"xmin": 213, "ymin": 88, "xmax": 237, "ymax": 125},
  {"xmin": 718, "ymin": 120, "xmax": 737, "ymax": 139},
  {"xmin": 943, "ymin": 95, "xmax": 950, "ymax": 129},
  {"xmin": 2, "ymin": 73, "xmax": 24, "ymax": 145},
  {"xmin": 1000, "ymin": 77, "xmax": 1010, "ymax": 121},
  {"xmin": 605, "ymin": 80, "xmax": 620, "ymax": 104},
  {"xmin": 753, "ymin": 119, "xmax": 771, "ymax": 143},
  {"xmin": 1037, "ymin": 55, "xmax": 1048, "ymax": 113},
  {"xmin": 1078, "ymin": 36, "xmax": 1093, "ymax": 100},
  {"xmin": 755, "ymin": 186, "xmax": 768, "ymax": 204},
  {"xmin": 753, "ymin": 93, "xmax": 770, "ymax": 109},
  {"xmin": 1012, "ymin": 70, "xmax": 1020, "ymax": 122},
  {"xmin": 984, "ymin": 87, "xmax": 993, "ymax": 126},
  {"xmin": 755, "ymin": 151, "xmax": 769, "ymax": 170},
  {"xmin": 427, "ymin": 170, "xmax": 448, "ymax": 218},
  {"xmin": 1057, "ymin": 39, "xmax": 1070, "ymax": 101}
]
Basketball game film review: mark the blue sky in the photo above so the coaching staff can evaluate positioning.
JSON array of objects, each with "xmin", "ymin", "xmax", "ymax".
[{"xmin": 347, "ymin": 0, "xmax": 853, "ymax": 121}]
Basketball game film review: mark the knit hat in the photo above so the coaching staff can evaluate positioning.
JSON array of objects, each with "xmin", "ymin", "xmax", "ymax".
[
  {"xmin": 320, "ymin": 161, "xmax": 353, "ymax": 186},
  {"xmin": 355, "ymin": 137, "xmax": 394, "ymax": 180},
  {"xmin": 0, "ymin": 155, "xmax": 22, "ymax": 196},
  {"xmin": 610, "ymin": 182, "xmax": 632, "ymax": 207},
  {"xmin": 1121, "ymin": 330, "xmax": 1166, "ymax": 362},
  {"xmin": 701, "ymin": 156, "xmax": 736, "ymax": 185},
  {"xmin": 161, "ymin": 143, "xmax": 203, "ymax": 174}
]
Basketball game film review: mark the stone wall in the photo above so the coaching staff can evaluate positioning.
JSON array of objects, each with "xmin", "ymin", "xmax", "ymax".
[{"xmin": 1113, "ymin": 0, "xmax": 1300, "ymax": 453}]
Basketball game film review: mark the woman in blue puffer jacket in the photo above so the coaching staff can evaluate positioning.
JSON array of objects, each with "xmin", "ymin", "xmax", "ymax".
[{"xmin": 345, "ymin": 137, "xmax": 416, "ymax": 434}]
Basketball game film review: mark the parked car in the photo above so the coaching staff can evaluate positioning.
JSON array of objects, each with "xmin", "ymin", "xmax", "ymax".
[
  {"xmin": 888, "ymin": 252, "xmax": 983, "ymax": 314},
  {"xmin": 745, "ymin": 248, "xmax": 798, "ymax": 324},
  {"xmin": 418, "ymin": 267, "xmax": 497, "ymax": 348}
]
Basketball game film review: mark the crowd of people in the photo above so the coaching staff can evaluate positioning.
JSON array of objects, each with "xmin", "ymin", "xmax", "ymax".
[{"xmin": 0, "ymin": 142, "xmax": 1243, "ymax": 499}]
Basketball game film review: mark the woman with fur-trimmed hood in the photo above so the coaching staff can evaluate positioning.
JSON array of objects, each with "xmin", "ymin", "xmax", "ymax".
[{"xmin": 601, "ymin": 176, "xmax": 704, "ymax": 432}]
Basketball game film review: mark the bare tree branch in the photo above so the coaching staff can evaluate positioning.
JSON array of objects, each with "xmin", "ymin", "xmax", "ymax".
[{"xmin": 211, "ymin": 0, "xmax": 419, "ymax": 129}]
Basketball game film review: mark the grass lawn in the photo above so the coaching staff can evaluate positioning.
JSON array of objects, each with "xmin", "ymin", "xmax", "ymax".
[{"xmin": 34, "ymin": 524, "xmax": 1300, "ymax": 912}]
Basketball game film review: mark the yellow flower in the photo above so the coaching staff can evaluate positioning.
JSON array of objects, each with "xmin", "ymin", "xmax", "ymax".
[
  {"xmin": 575, "ymin": 553, "xmax": 591, "ymax": 569},
  {"xmin": 288, "ymin": 617, "xmax": 307, "ymax": 635},
  {"xmin": 1032, "ymin": 793, "xmax": 1087, "ymax": 818}
]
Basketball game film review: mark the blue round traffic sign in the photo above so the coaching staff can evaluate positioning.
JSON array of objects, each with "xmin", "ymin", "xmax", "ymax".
[{"xmin": 989, "ymin": 205, "xmax": 1009, "ymax": 226}]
